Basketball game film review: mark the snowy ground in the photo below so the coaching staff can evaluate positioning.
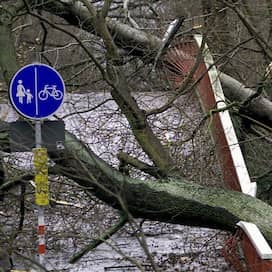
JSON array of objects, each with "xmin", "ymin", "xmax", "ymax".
[{"xmin": 0, "ymin": 92, "xmax": 234, "ymax": 271}]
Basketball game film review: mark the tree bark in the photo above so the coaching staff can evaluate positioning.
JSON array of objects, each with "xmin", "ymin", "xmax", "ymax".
[
  {"xmin": 54, "ymin": 132, "xmax": 272, "ymax": 245},
  {"xmin": 27, "ymin": 0, "xmax": 161, "ymax": 58},
  {"xmin": 0, "ymin": 122, "xmax": 271, "ymax": 244},
  {"xmin": 0, "ymin": 0, "xmax": 271, "ymax": 247},
  {"xmin": 0, "ymin": 5, "xmax": 18, "ymax": 84},
  {"xmin": 219, "ymin": 72, "xmax": 272, "ymax": 128}
]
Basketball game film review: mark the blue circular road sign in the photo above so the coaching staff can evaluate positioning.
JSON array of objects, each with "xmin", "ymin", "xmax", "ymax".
[{"xmin": 9, "ymin": 63, "xmax": 65, "ymax": 120}]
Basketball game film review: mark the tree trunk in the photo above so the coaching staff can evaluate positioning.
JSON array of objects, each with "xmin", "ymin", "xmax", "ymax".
[
  {"xmin": 53, "ymin": 132, "xmax": 272, "ymax": 245},
  {"xmin": 1, "ymin": 0, "xmax": 272, "ymax": 249},
  {"xmin": 0, "ymin": 5, "xmax": 18, "ymax": 84},
  {"xmin": 219, "ymin": 72, "xmax": 272, "ymax": 127}
]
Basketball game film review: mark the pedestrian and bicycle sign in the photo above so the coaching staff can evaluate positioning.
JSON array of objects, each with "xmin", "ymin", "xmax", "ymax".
[
  {"xmin": 9, "ymin": 63, "xmax": 65, "ymax": 119},
  {"xmin": 9, "ymin": 63, "xmax": 65, "ymax": 264}
]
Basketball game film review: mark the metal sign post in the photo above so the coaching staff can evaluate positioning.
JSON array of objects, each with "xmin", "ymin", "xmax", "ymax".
[
  {"xmin": 34, "ymin": 122, "xmax": 48, "ymax": 265},
  {"xmin": 9, "ymin": 63, "xmax": 65, "ymax": 266}
]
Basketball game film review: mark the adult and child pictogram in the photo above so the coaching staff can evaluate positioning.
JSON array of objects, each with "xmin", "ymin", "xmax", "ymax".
[{"xmin": 16, "ymin": 79, "xmax": 33, "ymax": 104}]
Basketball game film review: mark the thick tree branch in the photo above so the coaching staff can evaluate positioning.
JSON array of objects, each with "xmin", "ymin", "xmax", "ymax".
[
  {"xmin": 1, "ymin": 0, "xmax": 272, "ymax": 250},
  {"xmin": 77, "ymin": 2, "xmax": 179, "ymax": 175},
  {"xmin": 219, "ymin": 72, "xmax": 272, "ymax": 128},
  {"xmin": 24, "ymin": 0, "xmax": 161, "ymax": 58},
  {"xmin": 57, "ymin": 132, "xmax": 272, "ymax": 245},
  {"xmin": 117, "ymin": 152, "xmax": 163, "ymax": 178}
]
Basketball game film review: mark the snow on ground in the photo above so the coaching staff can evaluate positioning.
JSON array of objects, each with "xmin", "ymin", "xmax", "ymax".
[{"xmin": 0, "ymin": 92, "xmax": 233, "ymax": 271}]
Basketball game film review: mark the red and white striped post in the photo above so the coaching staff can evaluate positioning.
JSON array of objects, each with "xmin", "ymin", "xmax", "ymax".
[{"xmin": 37, "ymin": 207, "xmax": 46, "ymax": 263}]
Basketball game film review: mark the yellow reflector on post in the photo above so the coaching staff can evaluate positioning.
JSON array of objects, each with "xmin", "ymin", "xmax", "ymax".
[{"xmin": 33, "ymin": 148, "xmax": 49, "ymax": 206}]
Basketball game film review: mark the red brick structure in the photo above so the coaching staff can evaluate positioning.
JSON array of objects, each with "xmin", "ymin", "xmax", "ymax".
[{"xmin": 163, "ymin": 34, "xmax": 272, "ymax": 272}]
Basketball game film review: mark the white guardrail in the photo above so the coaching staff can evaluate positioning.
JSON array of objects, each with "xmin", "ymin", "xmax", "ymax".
[{"xmin": 194, "ymin": 34, "xmax": 272, "ymax": 261}]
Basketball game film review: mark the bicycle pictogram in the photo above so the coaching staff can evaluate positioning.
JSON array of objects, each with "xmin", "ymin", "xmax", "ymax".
[{"xmin": 39, "ymin": 85, "xmax": 63, "ymax": 101}]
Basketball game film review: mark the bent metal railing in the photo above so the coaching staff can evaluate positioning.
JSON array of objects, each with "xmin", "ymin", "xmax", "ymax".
[{"xmin": 162, "ymin": 34, "xmax": 272, "ymax": 272}]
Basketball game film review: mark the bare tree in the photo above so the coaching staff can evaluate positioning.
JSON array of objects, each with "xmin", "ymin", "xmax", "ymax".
[{"xmin": 0, "ymin": 0, "xmax": 272, "ymax": 271}]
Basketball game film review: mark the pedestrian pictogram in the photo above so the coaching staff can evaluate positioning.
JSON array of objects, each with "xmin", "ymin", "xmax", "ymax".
[
  {"xmin": 16, "ymin": 79, "xmax": 26, "ymax": 104},
  {"xmin": 9, "ymin": 63, "xmax": 65, "ymax": 120}
]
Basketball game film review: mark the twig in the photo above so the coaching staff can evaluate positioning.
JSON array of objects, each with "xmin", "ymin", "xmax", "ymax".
[
  {"xmin": 69, "ymin": 212, "xmax": 128, "ymax": 263},
  {"xmin": 13, "ymin": 250, "xmax": 49, "ymax": 272},
  {"xmin": 249, "ymin": 126, "xmax": 272, "ymax": 144},
  {"xmin": 117, "ymin": 152, "xmax": 163, "ymax": 178},
  {"xmin": 223, "ymin": 0, "xmax": 272, "ymax": 60},
  {"xmin": 148, "ymin": 33, "xmax": 208, "ymax": 116},
  {"xmin": 180, "ymin": 102, "xmax": 238, "ymax": 144},
  {"xmin": 148, "ymin": 36, "xmax": 253, "ymax": 116},
  {"xmin": 123, "ymin": 0, "xmax": 140, "ymax": 28}
]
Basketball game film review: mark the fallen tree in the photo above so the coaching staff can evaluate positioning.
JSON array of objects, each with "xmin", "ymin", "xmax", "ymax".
[
  {"xmin": 0, "ymin": 0, "xmax": 272, "ymax": 251},
  {"xmin": 59, "ymin": 132, "xmax": 272, "ymax": 245}
]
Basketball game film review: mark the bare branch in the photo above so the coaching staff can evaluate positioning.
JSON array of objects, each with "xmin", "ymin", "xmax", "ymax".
[
  {"xmin": 117, "ymin": 152, "xmax": 164, "ymax": 178},
  {"xmin": 123, "ymin": 0, "xmax": 140, "ymax": 28},
  {"xmin": 69, "ymin": 212, "xmax": 128, "ymax": 263},
  {"xmin": 222, "ymin": 0, "xmax": 272, "ymax": 61}
]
